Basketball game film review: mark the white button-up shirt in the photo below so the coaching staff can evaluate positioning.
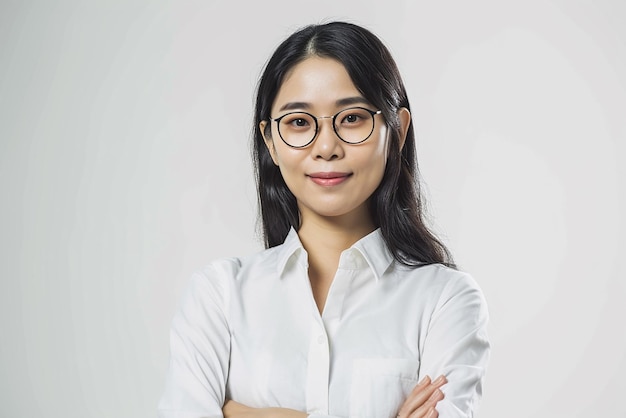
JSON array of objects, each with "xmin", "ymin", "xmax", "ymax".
[{"xmin": 158, "ymin": 229, "xmax": 490, "ymax": 418}]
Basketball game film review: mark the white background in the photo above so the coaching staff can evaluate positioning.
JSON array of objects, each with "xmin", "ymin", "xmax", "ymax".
[{"xmin": 1, "ymin": 0, "xmax": 624, "ymax": 417}]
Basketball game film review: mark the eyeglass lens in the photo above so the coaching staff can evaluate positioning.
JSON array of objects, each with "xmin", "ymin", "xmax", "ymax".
[{"xmin": 277, "ymin": 107, "xmax": 376, "ymax": 148}]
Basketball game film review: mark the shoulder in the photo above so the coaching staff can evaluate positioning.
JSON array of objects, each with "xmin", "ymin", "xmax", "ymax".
[
  {"xmin": 392, "ymin": 262, "xmax": 481, "ymax": 292},
  {"xmin": 391, "ymin": 263, "xmax": 488, "ymax": 317},
  {"xmin": 177, "ymin": 245, "xmax": 281, "ymax": 315},
  {"xmin": 421, "ymin": 264, "xmax": 489, "ymax": 324},
  {"xmin": 422, "ymin": 264, "xmax": 483, "ymax": 295},
  {"xmin": 189, "ymin": 244, "xmax": 284, "ymax": 289}
]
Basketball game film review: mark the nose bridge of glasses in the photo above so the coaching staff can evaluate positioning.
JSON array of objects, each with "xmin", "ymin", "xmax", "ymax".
[
  {"xmin": 315, "ymin": 114, "xmax": 345, "ymax": 146},
  {"xmin": 308, "ymin": 113, "xmax": 336, "ymax": 136},
  {"xmin": 316, "ymin": 114, "xmax": 335, "ymax": 129}
]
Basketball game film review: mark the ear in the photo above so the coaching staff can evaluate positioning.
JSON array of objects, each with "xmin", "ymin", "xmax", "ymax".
[
  {"xmin": 397, "ymin": 107, "xmax": 411, "ymax": 150},
  {"xmin": 260, "ymin": 120, "xmax": 279, "ymax": 166}
]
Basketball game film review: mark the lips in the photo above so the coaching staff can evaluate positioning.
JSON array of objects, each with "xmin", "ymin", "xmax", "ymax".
[{"xmin": 307, "ymin": 172, "xmax": 352, "ymax": 187}]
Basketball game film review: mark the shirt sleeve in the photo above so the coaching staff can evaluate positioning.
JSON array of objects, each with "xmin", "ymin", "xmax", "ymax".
[
  {"xmin": 158, "ymin": 265, "xmax": 231, "ymax": 418},
  {"xmin": 419, "ymin": 272, "xmax": 491, "ymax": 418}
]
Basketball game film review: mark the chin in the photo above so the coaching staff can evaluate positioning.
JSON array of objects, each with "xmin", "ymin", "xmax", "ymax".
[{"xmin": 301, "ymin": 201, "xmax": 368, "ymax": 221}]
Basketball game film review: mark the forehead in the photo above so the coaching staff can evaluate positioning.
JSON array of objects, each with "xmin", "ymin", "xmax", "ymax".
[{"xmin": 272, "ymin": 57, "xmax": 363, "ymax": 111}]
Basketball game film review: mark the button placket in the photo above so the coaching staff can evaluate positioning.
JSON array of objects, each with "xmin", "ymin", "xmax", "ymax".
[
  {"xmin": 304, "ymin": 249, "xmax": 359, "ymax": 414},
  {"xmin": 306, "ymin": 318, "xmax": 330, "ymax": 413}
]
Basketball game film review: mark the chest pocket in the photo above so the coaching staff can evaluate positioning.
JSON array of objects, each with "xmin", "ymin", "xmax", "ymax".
[{"xmin": 349, "ymin": 358, "xmax": 420, "ymax": 418}]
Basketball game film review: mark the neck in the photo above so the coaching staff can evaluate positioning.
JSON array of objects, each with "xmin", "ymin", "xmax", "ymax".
[
  {"xmin": 298, "ymin": 215, "xmax": 375, "ymax": 257},
  {"xmin": 297, "ymin": 201, "xmax": 376, "ymax": 252},
  {"xmin": 296, "ymin": 205, "xmax": 376, "ymax": 313},
  {"xmin": 299, "ymin": 215, "xmax": 375, "ymax": 314},
  {"xmin": 301, "ymin": 209, "xmax": 375, "ymax": 269}
]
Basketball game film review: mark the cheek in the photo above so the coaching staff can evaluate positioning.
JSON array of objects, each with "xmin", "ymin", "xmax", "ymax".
[
  {"xmin": 371, "ymin": 129, "xmax": 391, "ymax": 168},
  {"xmin": 273, "ymin": 147, "xmax": 304, "ymax": 185},
  {"xmin": 366, "ymin": 135, "xmax": 392, "ymax": 189},
  {"xmin": 373, "ymin": 123, "xmax": 390, "ymax": 154},
  {"xmin": 354, "ymin": 144, "xmax": 389, "ymax": 191}
]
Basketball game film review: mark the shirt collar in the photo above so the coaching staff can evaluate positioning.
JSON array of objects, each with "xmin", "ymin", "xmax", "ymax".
[
  {"xmin": 275, "ymin": 227, "xmax": 394, "ymax": 281},
  {"xmin": 276, "ymin": 228, "xmax": 306, "ymax": 276},
  {"xmin": 351, "ymin": 228, "xmax": 394, "ymax": 281}
]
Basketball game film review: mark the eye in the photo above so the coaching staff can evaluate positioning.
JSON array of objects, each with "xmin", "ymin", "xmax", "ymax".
[
  {"xmin": 343, "ymin": 114, "xmax": 361, "ymax": 123},
  {"xmin": 338, "ymin": 108, "xmax": 370, "ymax": 126},
  {"xmin": 291, "ymin": 118, "xmax": 309, "ymax": 127},
  {"xmin": 280, "ymin": 113, "xmax": 314, "ymax": 131}
]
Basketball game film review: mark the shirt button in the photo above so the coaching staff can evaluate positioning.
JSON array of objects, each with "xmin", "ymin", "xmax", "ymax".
[{"xmin": 317, "ymin": 335, "xmax": 325, "ymax": 344}]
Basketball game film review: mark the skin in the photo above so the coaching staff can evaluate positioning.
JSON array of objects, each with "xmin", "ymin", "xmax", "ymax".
[
  {"xmin": 262, "ymin": 56, "xmax": 401, "ymax": 312},
  {"xmin": 224, "ymin": 56, "xmax": 444, "ymax": 418}
]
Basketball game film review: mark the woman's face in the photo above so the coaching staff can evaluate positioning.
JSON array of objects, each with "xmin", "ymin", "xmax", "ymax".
[{"xmin": 260, "ymin": 56, "xmax": 391, "ymax": 227}]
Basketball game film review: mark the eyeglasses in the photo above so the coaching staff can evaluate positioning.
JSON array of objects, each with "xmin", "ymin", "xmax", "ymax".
[{"xmin": 269, "ymin": 107, "xmax": 382, "ymax": 148}]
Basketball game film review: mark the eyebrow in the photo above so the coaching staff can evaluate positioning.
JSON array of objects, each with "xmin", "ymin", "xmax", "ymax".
[{"xmin": 277, "ymin": 96, "xmax": 372, "ymax": 112}]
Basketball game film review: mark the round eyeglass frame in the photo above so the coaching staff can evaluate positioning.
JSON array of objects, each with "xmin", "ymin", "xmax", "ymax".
[{"xmin": 269, "ymin": 107, "xmax": 383, "ymax": 149}]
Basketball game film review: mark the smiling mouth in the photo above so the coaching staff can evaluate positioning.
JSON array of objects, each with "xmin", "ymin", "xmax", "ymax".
[{"xmin": 307, "ymin": 172, "xmax": 352, "ymax": 186}]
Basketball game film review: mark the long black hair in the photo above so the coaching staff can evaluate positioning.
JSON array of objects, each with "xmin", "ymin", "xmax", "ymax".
[{"xmin": 253, "ymin": 22, "xmax": 454, "ymax": 268}]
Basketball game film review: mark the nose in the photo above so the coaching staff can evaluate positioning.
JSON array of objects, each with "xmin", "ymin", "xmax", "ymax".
[{"xmin": 311, "ymin": 117, "xmax": 345, "ymax": 160}]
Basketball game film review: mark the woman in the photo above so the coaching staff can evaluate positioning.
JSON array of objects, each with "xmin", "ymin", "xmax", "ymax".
[{"xmin": 158, "ymin": 22, "xmax": 489, "ymax": 418}]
